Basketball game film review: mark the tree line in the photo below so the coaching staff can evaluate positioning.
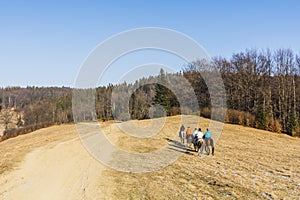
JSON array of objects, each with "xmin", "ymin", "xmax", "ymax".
[
  {"xmin": 0, "ymin": 48, "xmax": 299, "ymax": 141},
  {"xmin": 213, "ymin": 49, "xmax": 299, "ymax": 136}
]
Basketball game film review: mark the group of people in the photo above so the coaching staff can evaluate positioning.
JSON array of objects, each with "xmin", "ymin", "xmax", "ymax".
[{"xmin": 179, "ymin": 124, "xmax": 214, "ymax": 156}]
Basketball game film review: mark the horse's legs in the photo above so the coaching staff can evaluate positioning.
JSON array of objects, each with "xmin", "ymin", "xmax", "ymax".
[
  {"xmin": 197, "ymin": 141, "xmax": 203, "ymax": 155},
  {"xmin": 210, "ymin": 138, "xmax": 215, "ymax": 155}
]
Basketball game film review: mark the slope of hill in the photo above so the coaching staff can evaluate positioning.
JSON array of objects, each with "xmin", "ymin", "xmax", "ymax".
[{"xmin": 0, "ymin": 115, "xmax": 299, "ymax": 199}]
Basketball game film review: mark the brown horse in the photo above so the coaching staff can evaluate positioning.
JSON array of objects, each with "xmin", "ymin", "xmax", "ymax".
[{"xmin": 194, "ymin": 138, "xmax": 204, "ymax": 152}]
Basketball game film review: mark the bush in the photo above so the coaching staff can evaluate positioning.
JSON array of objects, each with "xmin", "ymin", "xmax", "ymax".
[
  {"xmin": 201, "ymin": 107, "xmax": 211, "ymax": 118},
  {"xmin": 294, "ymin": 128, "xmax": 300, "ymax": 137},
  {"xmin": 1, "ymin": 122, "xmax": 54, "ymax": 142},
  {"xmin": 225, "ymin": 109, "xmax": 255, "ymax": 127},
  {"xmin": 226, "ymin": 109, "xmax": 240, "ymax": 124},
  {"xmin": 198, "ymin": 108, "xmax": 284, "ymax": 135},
  {"xmin": 266, "ymin": 118, "xmax": 275, "ymax": 132},
  {"xmin": 238, "ymin": 115, "xmax": 243, "ymax": 125},
  {"xmin": 274, "ymin": 120, "xmax": 282, "ymax": 133},
  {"xmin": 211, "ymin": 108, "xmax": 227, "ymax": 122},
  {"xmin": 170, "ymin": 107, "xmax": 181, "ymax": 116}
]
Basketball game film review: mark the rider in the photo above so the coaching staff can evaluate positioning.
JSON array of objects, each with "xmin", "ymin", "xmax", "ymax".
[
  {"xmin": 192, "ymin": 128, "xmax": 199, "ymax": 151},
  {"xmin": 192, "ymin": 128, "xmax": 198, "ymax": 141},
  {"xmin": 198, "ymin": 128, "xmax": 215, "ymax": 156},
  {"xmin": 186, "ymin": 127, "xmax": 192, "ymax": 147},
  {"xmin": 198, "ymin": 128, "xmax": 204, "ymax": 140},
  {"xmin": 204, "ymin": 128, "xmax": 214, "ymax": 156},
  {"xmin": 193, "ymin": 128, "xmax": 204, "ymax": 152}
]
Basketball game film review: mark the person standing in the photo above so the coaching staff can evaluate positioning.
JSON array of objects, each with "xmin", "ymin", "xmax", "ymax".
[
  {"xmin": 179, "ymin": 124, "xmax": 185, "ymax": 144},
  {"xmin": 186, "ymin": 127, "xmax": 192, "ymax": 147}
]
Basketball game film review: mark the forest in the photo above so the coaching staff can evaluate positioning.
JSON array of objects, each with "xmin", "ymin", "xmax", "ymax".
[{"xmin": 0, "ymin": 48, "xmax": 299, "ymax": 141}]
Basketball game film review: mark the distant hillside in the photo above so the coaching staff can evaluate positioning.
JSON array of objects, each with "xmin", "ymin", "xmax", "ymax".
[{"xmin": 1, "ymin": 48, "xmax": 300, "ymax": 142}]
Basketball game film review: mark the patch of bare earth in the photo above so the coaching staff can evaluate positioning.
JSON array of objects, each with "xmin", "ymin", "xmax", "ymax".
[
  {"xmin": 0, "ymin": 124, "xmax": 109, "ymax": 200},
  {"xmin": 0, "ymin": 116, "xmax": 299, "ymax": 199}
]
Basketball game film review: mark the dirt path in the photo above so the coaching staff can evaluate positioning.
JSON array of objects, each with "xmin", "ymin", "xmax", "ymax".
[{"xmin": 0, "ymin": 137, "xmax": 106, "ymax": 200}]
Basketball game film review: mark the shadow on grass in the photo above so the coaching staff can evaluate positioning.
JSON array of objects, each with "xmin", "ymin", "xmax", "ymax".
[{"xmin": 164, "ymin": 137, "xmax": 195, "ymax": 155}]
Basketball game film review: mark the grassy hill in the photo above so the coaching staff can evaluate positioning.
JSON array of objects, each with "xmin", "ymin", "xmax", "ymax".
[{"xmin": 0, "ymin": 115, "xmax": 299, "ymax": 199}]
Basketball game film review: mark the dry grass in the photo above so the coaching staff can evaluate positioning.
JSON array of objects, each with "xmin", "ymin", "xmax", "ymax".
[
  {"xmin": 0, "ymin": 124, "xmax": 77, "ymax": 174},
  {"xmin": 102, "ymin": 116, "xmax": 300, "ymax": 199},
  {"xmin": 0, "ymin": 115, "xmax": 299, "ymax": 199}
]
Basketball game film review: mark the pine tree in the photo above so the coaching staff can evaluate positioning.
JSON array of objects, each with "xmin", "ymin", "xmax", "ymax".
[
  {"xmin": 287, "ymin": 112, "xmax": 299, "ymax": 136},
  {"xmin": 154, "ymin": 69, "xmax": 171, "ymax": 116}
]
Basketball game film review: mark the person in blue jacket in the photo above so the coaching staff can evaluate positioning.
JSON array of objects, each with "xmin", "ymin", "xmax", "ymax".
[{"xmin": 199, "ymin": 128, "xmax": 215, "ymax": 156}]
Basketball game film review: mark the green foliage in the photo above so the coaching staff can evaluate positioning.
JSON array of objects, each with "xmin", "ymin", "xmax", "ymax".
[
  {"xmin": 256, "ymin": 109, "xmax": 268, "ymax": 130},
  {"xmin": 287, "ymin": 112, "xmax": 299, "ymax": 136},
  {"xmin": 154, "ymin": 83, "xmax": 171, "ymax": 115},
  {"xmin": 154, "ymin": 69, "xmax": 171, "ymax": 114},
  {"xmin": 153, "ymin": 68, "xmax": 180, "ymax": 116}
]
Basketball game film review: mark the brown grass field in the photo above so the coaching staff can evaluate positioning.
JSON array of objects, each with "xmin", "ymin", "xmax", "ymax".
[{"xmin": 0, "ymin": 115, "xmax": 299, "ymax": 199}]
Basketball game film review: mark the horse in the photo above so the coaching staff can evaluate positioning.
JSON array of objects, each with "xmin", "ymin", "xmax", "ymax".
[
  {"xmin": 193, "ymin": 138, "xmax": 204, "ymax": 152},
  {"xmin": 197, "ymin": 138, "xmax": 214, "ymax": 156}
]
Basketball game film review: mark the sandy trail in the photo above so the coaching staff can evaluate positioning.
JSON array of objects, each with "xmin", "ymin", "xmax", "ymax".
[{"xmin": 0, "ymin": 137, "xmax": 105, "ymax": 200}]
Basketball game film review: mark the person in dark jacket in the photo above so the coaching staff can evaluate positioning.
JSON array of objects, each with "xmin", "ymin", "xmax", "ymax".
[{"xmin": 179, "ymin": 124, "xmax": 185, "ymax": 144}]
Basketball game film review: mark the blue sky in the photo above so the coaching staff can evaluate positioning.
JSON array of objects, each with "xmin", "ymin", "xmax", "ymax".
[{"xmin": 0, "ymin": 0, "xmax": 299, "ymax": 87}]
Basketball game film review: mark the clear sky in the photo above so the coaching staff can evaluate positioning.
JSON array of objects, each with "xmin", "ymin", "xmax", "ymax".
[{"xmin": 0, "ymin": 0, "xmax": 299, "ymax": 87}]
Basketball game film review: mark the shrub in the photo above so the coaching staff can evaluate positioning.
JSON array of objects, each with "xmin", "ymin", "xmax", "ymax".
[
  {"xmin": 225, "ymin": 109, "xmax": 256, "ymax": 127},
  {"xmin": 201, "ymin": 107, "xmax": 211, "ymax": 119},
  {"xmin": 1, "ymin": 122, "xmax": 54, "ymax": 142},
  {"xmin": 238, "ymin": 115, "xmax": 243, "ymax": 125},
  {"xmin": 170, "ymin": 107, "xmax": 181, "ymax": 116},
  {"xmin": 244, "ymin": 112, "xmax": 255, "ymax": 127},
  {"xmin": 225, "ymin": 113, "xmax": 230, "ymax": 123},
  {"xmin": 227, "ymin": 109, "xmax": 241, "ymax": 124},
  {"xmin": 266, "ymin": 118, "xmax": 275, "ymax": 132},
  {"xmin": 274, "ymin": 120, "xmax": 282, "ymax": 133}
]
